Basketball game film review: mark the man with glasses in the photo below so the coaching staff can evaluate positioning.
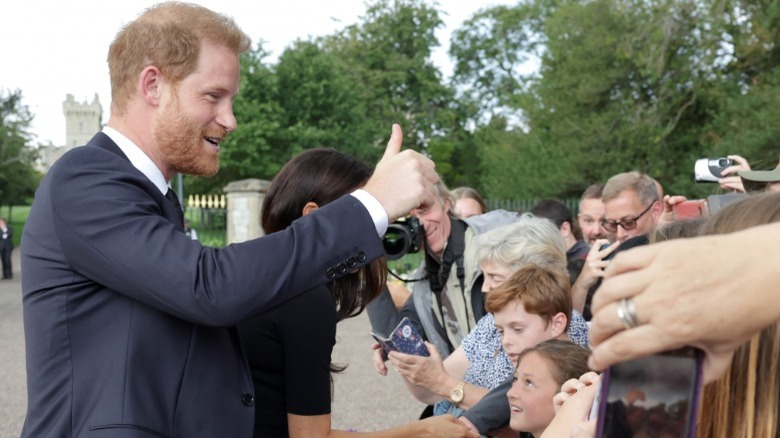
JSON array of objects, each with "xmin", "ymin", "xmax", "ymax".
[{"xmin": 601, "ymin": 171, "xmax": 663, "ymax": 243}]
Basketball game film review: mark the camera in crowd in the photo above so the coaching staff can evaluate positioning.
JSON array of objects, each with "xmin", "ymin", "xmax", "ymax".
[
  {"xmin": 694, "ymin": 157, "xmax": 734, "ymax": 183},
  {"xmin": 382, "ymin": 216, "xmax": 424, "ymax": 260}
]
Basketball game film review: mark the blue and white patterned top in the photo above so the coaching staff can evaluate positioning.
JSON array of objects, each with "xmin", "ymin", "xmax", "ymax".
[
  {"xmin": 568, "ymin": 310, "xmax": 590, "ymax": 348},
  {"xmin": 461, "ymin": 313, "xmax": 514, "ymax": 389},
  {"xmin": 459, "ymin": 311, "xmax": 590, "ymax": 389}
]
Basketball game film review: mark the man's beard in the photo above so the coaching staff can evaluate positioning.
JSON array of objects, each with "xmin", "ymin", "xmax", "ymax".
[{"xmin": 154, "ymin": 99, "xmax": 225, "ymax": 177}]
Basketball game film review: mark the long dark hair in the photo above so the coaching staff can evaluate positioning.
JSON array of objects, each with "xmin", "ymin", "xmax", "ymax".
[{"xmin": 261, "ymin": 147, "xmax": 387, "ymax": 324}]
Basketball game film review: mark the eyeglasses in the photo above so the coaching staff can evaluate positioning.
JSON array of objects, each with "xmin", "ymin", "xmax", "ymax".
[{"xmin": 601, "ymin": 200, "xmax": 657, "ymax": 233}]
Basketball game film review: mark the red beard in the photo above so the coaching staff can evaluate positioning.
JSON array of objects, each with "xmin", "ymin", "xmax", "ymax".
[{"xmin": 154, "ymin": 97, "xmax": 225, "ymax": 177}]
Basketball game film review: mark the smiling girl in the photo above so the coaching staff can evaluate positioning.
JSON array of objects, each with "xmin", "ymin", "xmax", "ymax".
[{"xmin": 507, "ymin": 339, "xmax": 591, "ymax": 437}]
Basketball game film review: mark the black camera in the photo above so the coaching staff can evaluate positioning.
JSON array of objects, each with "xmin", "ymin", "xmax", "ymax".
[{"xmin": 383, "ymin": 216, "xmax": 424, "ymax": 261}]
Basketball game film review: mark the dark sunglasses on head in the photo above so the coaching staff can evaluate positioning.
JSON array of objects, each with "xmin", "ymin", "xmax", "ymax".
[{"xmin": 601, "ymin": 200, "xmax": 657, "ymax": 233}]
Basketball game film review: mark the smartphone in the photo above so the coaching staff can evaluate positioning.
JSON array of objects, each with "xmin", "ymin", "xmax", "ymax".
[
  {"xmin": 672, "ymin": 200, "xmax": 708, "ymax": 219},
  {"xmin": 371, "ymin": 317, "xmax": 430, "ymax": 360},
  {"xmin": 595, "ymin": 347, "xmax": 703, "ymax": 438}
]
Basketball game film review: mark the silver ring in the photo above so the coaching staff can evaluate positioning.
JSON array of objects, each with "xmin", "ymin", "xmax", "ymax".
[{"xmin": 616, "ymin": 297, "xmax": 639, "ymax": 329}]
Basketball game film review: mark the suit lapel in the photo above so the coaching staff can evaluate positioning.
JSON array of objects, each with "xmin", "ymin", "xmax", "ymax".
[
  {"xmin": 89, "ymin": 132, "xmax": 130, "ymax": 161},
  {"xmin": 86, "ymin": 132, "xmax": 185, "ymax": 232}
]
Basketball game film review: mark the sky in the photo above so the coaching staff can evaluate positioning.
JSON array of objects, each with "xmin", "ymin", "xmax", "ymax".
[{"xmin": 1, "ymin": 0, "xmax": 515, "ymax": 147}]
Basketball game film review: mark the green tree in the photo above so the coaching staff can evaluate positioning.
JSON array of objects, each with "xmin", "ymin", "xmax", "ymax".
[
  {"xmin": 452, "ymin": 0, "xmax": 780, "ymax": 199},
  {"xmin": 274, "ymin": 39, "xmax": 375, "ymax": 162},
  {"xmin": 701, "ymin": 0, "xmax": 780, "ymax": 171},
  {"xmin": 328, "ymin": 0, "xmax": 466, "ymax": 173},
  {"xmin": 189, "ymin": 1, "xmax": 470, "ymax": 194},
  {"xmin": 0, "ymin": 89, "xmax": 39, "ymax": 207}
]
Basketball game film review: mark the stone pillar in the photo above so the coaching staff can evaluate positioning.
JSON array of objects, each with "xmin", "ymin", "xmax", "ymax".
[{"xmin": 224, "ymin": 179, "xmax": 270, "ymax": 244}]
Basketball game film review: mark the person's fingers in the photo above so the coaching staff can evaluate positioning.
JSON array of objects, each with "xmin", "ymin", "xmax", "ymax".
[
  {"xmin": 381, "ymin": 124, "xmax": 403, "ymax": 161},
  {"xmin": 588, "ymin": 290, "xmax": 652, "ymax": 346},
  {"xmin": 560, "ymin": 378, "xmax": 586, "ymax": 395},
  {"xmin": 588, "ymin": 323, "xmax": 682, "ymax": 371},
  {"xmin": 553, "ymin": 391, "xmax": 571, "ymax": 411},
  {"xmin": 578, "ymin": 372, "xmax": 601, "ymax": 386},
  {"xmin": 372, "ymin": 348, "xmax": 388, "ymax": 375},
  {"xmin": 387, "ymin": 351, "xmax": 418, "ymax": 368},
  {"xmin": 720, "ymin": 155, "xmax": 750, "ymax": 178},
  {"xmin": 719, "ymin": 176, "xmax": 746, "ymax": 192},
  {"xmin": 458, "ymin": 416, "xmax": 478, "ymax": 434},
  {"xmin": 592, "ymin": 246, "xmax": 658, "ymax": 312},
  {"xmin": 665, "ymin": 195, "xmax": 687, "ymax": 206},
  {"xmin": 726, "ymin": 154, "xmax": 750, "ymax": 169},
  {"xmin": 588, "ymin": 260, "xmax": 608, "ymax": 272},
  {"xmin": 591, "ymin": 270, "xmax": 645, "ymax": 314},
  {"xmin": 593, "ymin": 240, "xmax": 619, "ymax": 261},
  {"xmin": 719, "ymin": 176, "xmax": 740, "ymax": 185},
  {"xmin": 424, "ymin": 341, "xmax": 440, "ymax": 360},
  {"xmin": 662, "ymin": 194, "xmax": 674, "ymax": 212},
  {"xmin": 589, "ymin": 239, "xmax": 610, "ymax": 255}
]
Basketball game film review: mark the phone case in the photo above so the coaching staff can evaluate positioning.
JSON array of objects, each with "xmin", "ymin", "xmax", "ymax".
[
  {"xmin": 672, "ymin": 200, "xmax": 709, "ymax": 219},
  {"xmin": 595, "ymin": 347, "xmax": 703, "ymax": 438},
  {"xmin": 371, "ymin": 317, "xmax": 430, "ymax": 358}
]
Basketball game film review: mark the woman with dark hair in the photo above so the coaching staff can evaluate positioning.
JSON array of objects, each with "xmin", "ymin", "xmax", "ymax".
[{"xmin": 238, "ymin": 148, "xmax": 473, "ymax": 438}]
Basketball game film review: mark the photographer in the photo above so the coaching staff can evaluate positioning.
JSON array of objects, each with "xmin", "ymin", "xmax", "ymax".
[{"xmin": 368, "ymin": 180, "xmax": 517, "ymax": 361}]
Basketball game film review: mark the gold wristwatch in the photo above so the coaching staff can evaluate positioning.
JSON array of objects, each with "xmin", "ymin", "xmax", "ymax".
[{"xmin": 450, "ymin": 381, "xmax": 465, "ymax": 405}]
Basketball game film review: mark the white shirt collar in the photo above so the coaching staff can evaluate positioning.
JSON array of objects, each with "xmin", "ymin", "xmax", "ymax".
[{"xmin": 102, "ymin": 126, "xmax": 169, "ymax": 195}]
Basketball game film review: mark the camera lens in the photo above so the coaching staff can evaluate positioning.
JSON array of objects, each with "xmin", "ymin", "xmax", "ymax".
[{"xmin": 383, "ymin": 225, "xmax": 410, "ymax": 261}]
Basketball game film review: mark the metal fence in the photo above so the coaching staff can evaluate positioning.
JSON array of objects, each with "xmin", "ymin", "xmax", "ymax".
[
  {"xmin": 181, "ymin": 195, "xmax": 583, "ymax": 247},
  {"xmin": 184, "ymin": 194, "xmax": 227, "ymax": 247},
  {"xmin": 487, "ymin": 198, "xmax": 580, "ymax": 215}
]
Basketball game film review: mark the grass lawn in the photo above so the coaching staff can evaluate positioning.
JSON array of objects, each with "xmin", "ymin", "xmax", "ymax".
[{"xmin": 2, "ymin": 205, "xmax": 30, "ymax": 247}]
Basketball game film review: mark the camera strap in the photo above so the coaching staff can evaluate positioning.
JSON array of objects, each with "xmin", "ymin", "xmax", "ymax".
[{"xmin": 427, "ymin": 218, "xmax": 470, "ymax": 333}]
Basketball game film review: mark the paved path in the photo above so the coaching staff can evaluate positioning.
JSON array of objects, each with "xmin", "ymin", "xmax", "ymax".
[{"xmin": 0, "ymin": 250, "xmax": 425, "ymax": 436}]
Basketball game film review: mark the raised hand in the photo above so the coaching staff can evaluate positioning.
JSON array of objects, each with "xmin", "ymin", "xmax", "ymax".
[
  {"xmin": 718, "ymin": 154, "xmax": 751, "ymax": 192},
  {"xmin": 363, "ymin": 124, "xmax": 438, "ymax": 222}
]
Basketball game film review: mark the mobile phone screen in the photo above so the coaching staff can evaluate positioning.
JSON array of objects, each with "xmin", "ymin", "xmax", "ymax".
[
  {"xmin": 672, "ymin": 200, "xmax": 708, "ymax": 219},
  {"xmin": 596, "ymin": 348, "xmax": 702, "ymax": 437}
]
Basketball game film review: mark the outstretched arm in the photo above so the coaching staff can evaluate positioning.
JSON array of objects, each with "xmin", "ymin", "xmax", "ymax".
[
  {"xmin": 588, "ymin": 222, "xmax": 780, "ymax": 382},
  {"xmin": 389, "ymin": 345, "xmax": 489, "ymax": 409}
]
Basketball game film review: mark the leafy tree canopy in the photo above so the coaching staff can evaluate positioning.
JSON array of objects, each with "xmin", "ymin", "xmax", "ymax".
[{"xmin": 0, "ymin": 89, "xmax": 40, "ymax": 205}]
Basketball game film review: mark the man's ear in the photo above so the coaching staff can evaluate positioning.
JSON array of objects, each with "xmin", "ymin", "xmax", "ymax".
[
  {"xmin": 550, "ymin": 312, "xmax": 568, "ymax": 339},
  {"xmin": 301, "ymin": 201, "xmax": 319, "ymax": 217},
  {"xmin": 560, "ymin": 221, "xmax": 572, "ymax": 237},
  {"xmin": 651, "ymin": 198, "xmax": 664, "ymax": 219},
  {"xmin": 139, "ymin": 66, "xmax": 164, "ymax": 106}
]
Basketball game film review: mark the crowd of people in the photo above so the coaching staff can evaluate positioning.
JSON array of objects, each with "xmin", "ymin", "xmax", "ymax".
[
  {"xmin": 368, "ymin": 163, "xmax": 780, "ymax": 437},
  {"xmin": 15, "ymin": 2, "xmax": 780, "ymax": 437}
]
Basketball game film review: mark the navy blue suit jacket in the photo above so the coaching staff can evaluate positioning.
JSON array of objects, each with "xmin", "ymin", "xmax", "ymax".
[{"xmin": 21, "ymin": 132, "xmax": 383, "ymax": 437}]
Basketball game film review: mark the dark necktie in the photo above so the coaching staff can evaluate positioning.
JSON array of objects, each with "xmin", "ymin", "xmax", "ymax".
[{"xmin": 165, "ymin": 188, "xmax": 185, "ymax": 229}]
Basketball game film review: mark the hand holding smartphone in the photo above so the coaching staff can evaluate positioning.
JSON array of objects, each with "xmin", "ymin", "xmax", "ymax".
[
  {"xmin": 595, "ymin": 347, "xmax": 703, "ymax": 437},
  {"xmin": 672, "ymin": 200, "xmax": 708, "ymax": 219},
  {"xmin": 371, "ymin": 317, "xmax": 430, "ymax": 360}
]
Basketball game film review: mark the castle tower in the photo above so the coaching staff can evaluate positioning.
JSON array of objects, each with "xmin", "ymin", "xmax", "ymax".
[
  {"xmin": 63, "ymin": 93, "xmax": 103, "ymax": 148},
  {"xmin": 37, "ymin": 94, "xmax": 105, "ymax": 173}
]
